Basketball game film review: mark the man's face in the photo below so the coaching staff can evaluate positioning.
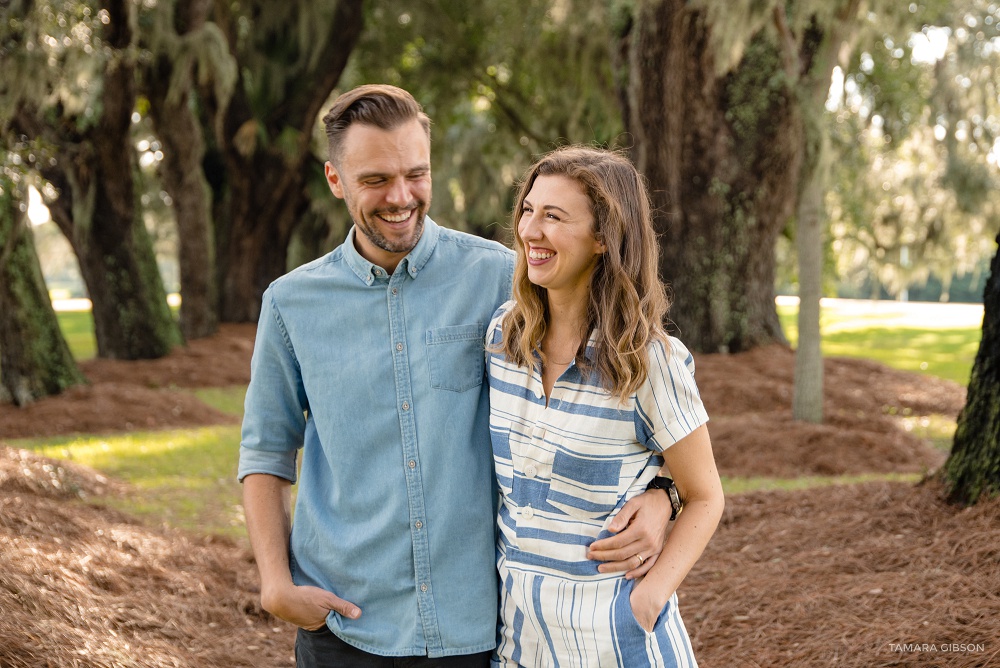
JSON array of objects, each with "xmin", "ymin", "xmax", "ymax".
[{"xmin": 325, "ymin": 119, "xmax": 432, "ymax": 272}]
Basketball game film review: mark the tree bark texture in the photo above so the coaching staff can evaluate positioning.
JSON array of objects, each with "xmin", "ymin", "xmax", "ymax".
[
  {"xmin": 145, "ymin": 0, "xmax": 218, "ymax": 340},
  {"xmin": 212, "ymin": 0, "xmax": 365, "ymax": 323},
  {"xmin": 620, "ymin": 0, "xmax": 803, "ymax": 353},
  {"xmin": 943, "ymin": 231, "xmax": 1000, "ymax": 505},
  {"xmin": 0, "ymin": 194, "xmax": 85, "ymax": 405},
  {"xmin": 36, "ymin": 0, "xmax": 180, "ymax": 360}
]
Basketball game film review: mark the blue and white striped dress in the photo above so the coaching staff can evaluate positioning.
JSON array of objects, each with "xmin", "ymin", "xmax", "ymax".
[{"xmin": 485, "ymin": 302, "xmax": 709, "ymax": 668}]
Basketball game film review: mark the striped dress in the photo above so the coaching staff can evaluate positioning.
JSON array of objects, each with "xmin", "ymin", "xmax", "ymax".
[{"xmin": 485, "ymin": 303, "xmax": 709, "ymax": 668}]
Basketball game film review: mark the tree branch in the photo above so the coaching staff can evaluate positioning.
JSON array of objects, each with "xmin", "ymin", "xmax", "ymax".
[{"xmin": 772, "ymin": 4, "xmax": 800, "ymax": 82}]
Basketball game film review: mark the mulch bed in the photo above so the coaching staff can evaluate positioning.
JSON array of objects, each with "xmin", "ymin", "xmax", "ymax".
[
  {"xmin": 0, "ymin": 446, "xmax": 295, "ymax": 667},
  {"xmin": 1, "ymin": 324, "xmax": 992, "ymax": 667},
  {"xmin": 686, "ymin": 480, "xmax": 1000, "ymax": 667}
]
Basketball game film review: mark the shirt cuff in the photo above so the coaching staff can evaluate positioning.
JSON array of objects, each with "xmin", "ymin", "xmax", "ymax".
[{"xmin": 237, "ymin": 446, "xmax": 298, "ymax": 483}]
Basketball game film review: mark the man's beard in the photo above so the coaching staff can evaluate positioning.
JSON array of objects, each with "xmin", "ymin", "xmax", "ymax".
[{"xmin": 358, "ymin": 208, "xmax": 426, "ymax": 254}]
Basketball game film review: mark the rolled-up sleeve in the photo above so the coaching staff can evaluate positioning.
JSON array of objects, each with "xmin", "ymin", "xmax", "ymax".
[{"xmin": 238, "ymin": 288, "xmax": 307, "ymax": 483}]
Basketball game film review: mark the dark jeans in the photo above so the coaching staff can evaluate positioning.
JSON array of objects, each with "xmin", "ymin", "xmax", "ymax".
[{"xmin": 295, "ymin": 626, "xmax": 492, "ymax": 668}]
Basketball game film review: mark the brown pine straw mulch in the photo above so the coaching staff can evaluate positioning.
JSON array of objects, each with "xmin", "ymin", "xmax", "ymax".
[
  {"xmin": 0, "ymin": 446, "xmax": 294, "ymax": 667},
  {"xmin": 0, "ymin": 324, "xmax": 256, "ymax": 440},
  {"xmin": 684, "ymin": 480, "xmax": 1000, "ymax": 667},
  {"xmin": 2, "ymin": 326, "xmax": 995, "ymax": 667}
]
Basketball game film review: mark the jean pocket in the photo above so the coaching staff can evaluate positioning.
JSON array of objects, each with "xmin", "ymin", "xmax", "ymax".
[
  {"xmin": 426, "ymin": 323, "xmax": 485, "ymax": 392},
  {"xmin": 546, "ymin": 449, "xmax": 623, "ymax": 520}
]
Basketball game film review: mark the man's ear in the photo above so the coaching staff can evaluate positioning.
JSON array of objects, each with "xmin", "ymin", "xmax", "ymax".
[{"xmin": 325, "ymin": 162, "xmax": 345, "ymax": 199}]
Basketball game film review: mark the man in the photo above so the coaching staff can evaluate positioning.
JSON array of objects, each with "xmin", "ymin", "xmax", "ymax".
[{"xmin": 239, "ymin": 85, "xmax": 673, "ymax": 667}]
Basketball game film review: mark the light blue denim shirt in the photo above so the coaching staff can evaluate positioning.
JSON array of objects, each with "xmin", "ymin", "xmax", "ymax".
[{"xmin": 239, "ymin": 218, "xmax": 514, "ymax": 657}]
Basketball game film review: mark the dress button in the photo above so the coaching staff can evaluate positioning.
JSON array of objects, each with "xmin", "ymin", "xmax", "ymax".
[
  {"xmin": 402, "ymin": 401, "xmax": 410, "ymax": 411},
  {"xmin": 522, "ymin": 505, "xmax": 534, "ymax": 520},
  {"xmin": 392, "ymin": 287, "xmax": 398, "ymax": 295},
  {"xmin": 415, "ymin": 520, "xmax": 423, "ymax": 529},
  {"xmin": 396, "ymin": 342, "xmax": 403, "ymax": 351},
  {"xmin": 420, "ymin": 583, "xmax": 428, "ymax": 592},
  {"xmin": 524, "ymin": 464, "xmax": 537, "ymax": 479},
  {"xmin": 408, "ymin": 460, "xmax": 416, "ymax": 469}
]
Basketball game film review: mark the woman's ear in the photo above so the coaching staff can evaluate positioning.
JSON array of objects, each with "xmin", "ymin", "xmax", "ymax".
[{"xmin": 594, "ymin": 235, "xmax": 608, "ymax": 255}]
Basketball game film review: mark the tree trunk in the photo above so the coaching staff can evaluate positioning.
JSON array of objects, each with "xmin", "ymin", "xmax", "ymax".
[
  {"xmin": 787, "ymin": 0, "xmax": 864, "ymax": 423},
  {"xmin": 37, "ymin": 0, "xmax": 180, "ymax": 360},
  {"xmin": 620, "ymin": 0, "xmax": 797, "ymax": 353},
  {"xmin": 212, "ymin": 0, "xmax": 365, "ymax": 323},
  {"xmin": 792, "ymin": 167, "xmax": 824, "ymax": 422},
  {"xmin": 0, "ymin": 192, "xmax": 85, "ymax": 405},
  {"xmin": 942, "ymin": 231, "xmax": 1000, "ymax": 505},
  {"xmin": 145, "ymin": 0, "xmax": 218, "ymax": 340}
]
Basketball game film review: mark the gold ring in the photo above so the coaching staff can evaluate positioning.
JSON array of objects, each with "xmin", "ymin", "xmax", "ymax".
[{"xmin": 635, "ymin": 554, "xmax": 645, "ymax": 566}]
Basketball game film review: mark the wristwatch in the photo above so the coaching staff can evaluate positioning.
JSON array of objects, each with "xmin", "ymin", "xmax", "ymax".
[{"xmin": 646, "ymin": 476, "xmax": 682, "ymax": 521}]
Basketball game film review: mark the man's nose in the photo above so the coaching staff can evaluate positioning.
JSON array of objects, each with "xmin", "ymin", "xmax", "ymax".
[{"xmin": 385, "ymin": 179, "xmax": 412, "ymax": 207}]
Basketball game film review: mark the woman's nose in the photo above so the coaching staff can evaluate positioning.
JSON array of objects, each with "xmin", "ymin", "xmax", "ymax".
[{"xmin": 519, "ymin": 213, "xmax": 540, "ymax": 241}]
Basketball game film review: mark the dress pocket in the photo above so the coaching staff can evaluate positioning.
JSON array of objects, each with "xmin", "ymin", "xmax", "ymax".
[
  {"xmin": 426, "ymin": 323, "xmax": 485, "ymax": 392},
  {"xmin": 546, "ymin": 448, "xmax": 623, "ymax": 520}
]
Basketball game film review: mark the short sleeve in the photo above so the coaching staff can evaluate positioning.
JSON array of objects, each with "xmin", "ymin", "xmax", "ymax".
[
  {"xmin": 634, "ymin": 336, "xmax": 709, "ymax": 452},
  {"xmin": 484, "ymin": 300, "xmax": 515, "ymax": 374},
  {"xmin": 237, "ymin": 288, "xmax": 306, "ymax": 483}
]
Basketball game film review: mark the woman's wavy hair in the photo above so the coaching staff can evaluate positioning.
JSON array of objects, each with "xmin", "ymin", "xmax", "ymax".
[{"xmin": 497, "ymin": 145, "xmax": 670, "ymax": 403}]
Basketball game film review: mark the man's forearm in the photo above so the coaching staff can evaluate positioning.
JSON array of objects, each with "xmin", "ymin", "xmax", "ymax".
[{"xmin": 243, "ymin": 473, "xmax": 294, "ymax": 605}]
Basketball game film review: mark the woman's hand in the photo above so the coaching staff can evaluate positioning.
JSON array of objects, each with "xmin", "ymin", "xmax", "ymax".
[
  {"xmin": 587, "ymin": 489, "xmax": 672, "ymax": 579},
  {"xmin": 629, "ymin": 579, "xmax": 666, "ymax": 633}
]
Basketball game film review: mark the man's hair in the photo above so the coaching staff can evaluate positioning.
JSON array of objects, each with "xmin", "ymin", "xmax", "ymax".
[
  {"xmin": 494, "ymin": 145, "xmax": 670, "ymax": 403},
  {"xmin": 322, "ymin": 84, "xmax": 431, "ymax": 165}
]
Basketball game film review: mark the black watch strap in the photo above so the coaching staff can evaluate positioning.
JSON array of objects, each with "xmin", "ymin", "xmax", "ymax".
[{"xmin": 646, "ymin": 476, "xmax": 682, "ymax": 521}]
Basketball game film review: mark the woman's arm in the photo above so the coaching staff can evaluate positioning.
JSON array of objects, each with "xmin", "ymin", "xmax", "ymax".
[{"xmin": 628, "ymin": 424, "xmax": 724, "ymax": 631}]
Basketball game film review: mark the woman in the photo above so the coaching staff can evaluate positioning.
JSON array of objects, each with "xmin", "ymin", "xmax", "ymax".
[{"xmin": 486, "ymin": 146, "xmax": 724, "ymax": 666}]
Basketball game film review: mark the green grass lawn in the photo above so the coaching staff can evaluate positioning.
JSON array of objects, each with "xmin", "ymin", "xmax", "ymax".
[
  {"xmin": 15, "ymin": 424, "xmax": 246, "ymax": 538},
  {"xmin": 23, "ymin": 300, "xmax": 977, "ymax": 538},
  {"xmin": 778, "ymin": 299, "xmax": 981, "ymax": 385},
  {"xmin": 57, "ymin": 309, "xmax": 98, "ymax": 360}
]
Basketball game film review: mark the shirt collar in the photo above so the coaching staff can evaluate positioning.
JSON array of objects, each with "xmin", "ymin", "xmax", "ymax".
[{"xmin": 342, "ymin": 216, "xmax": 441, "ymax": 285}]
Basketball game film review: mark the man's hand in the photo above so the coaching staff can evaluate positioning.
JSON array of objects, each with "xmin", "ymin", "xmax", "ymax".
[
  {"xmin": 586, "ymin": 489, "xmax": 672, "ymax": 579},
  {"xmin": 262, "ymin": 581, "xmax": 362, "ymax": 631}
]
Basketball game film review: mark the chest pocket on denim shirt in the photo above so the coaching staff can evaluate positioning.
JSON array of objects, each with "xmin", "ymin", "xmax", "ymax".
[{"xmin": 426, "ymin": 323, "xmax": 485, "ymax": 392}]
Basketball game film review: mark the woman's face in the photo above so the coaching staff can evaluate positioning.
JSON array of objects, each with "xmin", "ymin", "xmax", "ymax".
[{"xmin": 517, "ymin": 174, "xmax": 605, "ymax": 297}]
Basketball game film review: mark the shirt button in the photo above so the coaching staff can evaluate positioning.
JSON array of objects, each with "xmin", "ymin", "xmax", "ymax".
[
  {"xmin": 392, "ymin": 287, "xmax": 398, "ymax": 295},
  {"xmin": 524, "ymin": 464, "xmax": 537, "ymax": 479},
  {"xmin": 420, "ymin": 583, "xmax": 428, "ymax": 592},
  {"xmin": 396, "ymin": 342, "xmax": 403, "ymax": 351},
  {"xmin": 402, "ymin": 401, "xmax": 410, "ymax": 411},
  {"xmin": 408, "ymin": 459, "xmax": 416, "ymax": 469},
  {"xmin": 415, "ymin": 520, "xmax": 423, "ymax": 529},
  {"xmin": 522, "ymin": 505, "xmax": 534, "ymax": 520}
]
